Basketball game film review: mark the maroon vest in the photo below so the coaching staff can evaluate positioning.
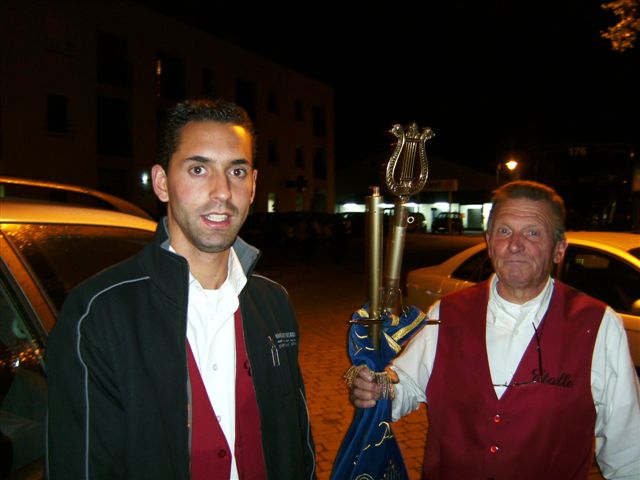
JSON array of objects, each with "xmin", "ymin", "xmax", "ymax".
[
  {"xmin": 424, "ymin": 281, "xmax": 604, "ymax": 480},
  {"xmin": 187, "ymin": 310, "xmax": 267, "ymax": 480}
]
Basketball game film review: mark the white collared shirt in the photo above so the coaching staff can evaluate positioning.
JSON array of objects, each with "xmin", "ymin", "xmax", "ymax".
[
  {"xmin": 171, "ymin": 246, "xmax": 247, "ymax": 480},
  {"xmin": 392, "ymin": 274, "xmax": 640, "ymax": 479}
]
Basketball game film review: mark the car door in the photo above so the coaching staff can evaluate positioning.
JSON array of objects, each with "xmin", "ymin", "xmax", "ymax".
[
  {"xmin": 0, "ymin": 264, "xmax": 47, "ymax": 479},
  {"xmin": 560, "ymin": 244, "xmax": 640, "ymax": 370}
]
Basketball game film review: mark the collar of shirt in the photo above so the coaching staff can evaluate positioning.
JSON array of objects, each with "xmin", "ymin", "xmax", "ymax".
[{"xmin": 488, "ymin": 274, "xmax": 554, "ymax": 331}]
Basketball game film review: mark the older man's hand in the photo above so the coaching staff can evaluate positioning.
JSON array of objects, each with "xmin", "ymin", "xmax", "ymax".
[{"xmin": 349, "ymin": 366, "xmax": 383, "ymax": 408}]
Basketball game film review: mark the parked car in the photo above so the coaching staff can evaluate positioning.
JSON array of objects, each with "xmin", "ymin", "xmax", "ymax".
[
  {"xmin": 0, "ymin": 193, "xmax": 156, "ymax": 478},
  {"xmin": 405, "ymin": 231, "xmax": 640, "ymax": 373},
  {"xmin": 431, "ymin": 211, "xmax": 463, "ymax": 234}
]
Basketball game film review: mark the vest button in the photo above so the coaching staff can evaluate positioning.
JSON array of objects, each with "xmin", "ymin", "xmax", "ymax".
[
  {"xmin": 218, "ymin": 449, "xmax": 227, "ymax": 458},
  {"xmin": 489, "ymin": 445, "xmax": 499, "ymax": 454},
  {"xmin": 493, "ymin": 414, "xmax": 502, "ymax": 423}
]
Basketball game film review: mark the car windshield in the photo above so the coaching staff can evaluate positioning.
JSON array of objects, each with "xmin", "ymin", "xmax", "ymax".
[
  {"xmin": 1, "ymin": 223, "xmax": 153, "ymax": 311},
  {"xmin": 629, "ymin": 247, "xmax": 640, "ymax": 260}
]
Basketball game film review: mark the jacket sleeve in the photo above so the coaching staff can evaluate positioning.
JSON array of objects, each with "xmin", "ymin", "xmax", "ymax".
[{"xmin": 46, "ymin": 292, "xmax": 125, "ymax": 479}]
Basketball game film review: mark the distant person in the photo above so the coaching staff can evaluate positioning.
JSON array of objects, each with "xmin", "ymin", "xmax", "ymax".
[
  {"xmin": 47, "ymin": 98, "xmax": 316, "ymax": 479},
  {"xmin": 351, "ymin": 180, "xmax": 640, "ymax": 479}
]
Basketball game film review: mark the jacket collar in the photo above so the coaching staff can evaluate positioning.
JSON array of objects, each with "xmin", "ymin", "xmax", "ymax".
[{"xmin": 142, "ymin": 217, "xmax": 262, "ymax": 302}]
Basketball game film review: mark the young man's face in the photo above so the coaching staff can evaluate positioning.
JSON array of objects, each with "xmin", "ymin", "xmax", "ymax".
[
  {"xmin": 152, "ymin": 120, "xmax": 257, "ymax": 258},
  {"xmin": 486, "ymin": 197, "xmax": 567, "ymax": 302}
]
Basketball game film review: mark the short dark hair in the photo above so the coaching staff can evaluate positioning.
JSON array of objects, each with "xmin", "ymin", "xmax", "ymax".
[
  {"xmin": 487, "ymin": 180, "xmax": 566, "ymax": 242},
  {"xmin": 157, "ymin": 98, "xmax": 256, "ymax": 170}
]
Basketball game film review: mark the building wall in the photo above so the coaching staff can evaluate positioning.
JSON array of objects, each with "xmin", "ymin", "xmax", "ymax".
[{"xmin": 0, "ymin": 0, "xmax": 334, "ymax": 217}]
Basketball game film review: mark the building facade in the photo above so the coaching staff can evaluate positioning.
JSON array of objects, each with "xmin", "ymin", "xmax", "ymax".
[{"xmin": 0, "ymin": 0, "xmax": 335, "ymax": 217}]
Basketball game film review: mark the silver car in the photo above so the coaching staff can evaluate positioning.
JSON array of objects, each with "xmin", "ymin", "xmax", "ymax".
[{"xmin": 1, "ymin": 183, "xmax": 156, "ymax": 479}]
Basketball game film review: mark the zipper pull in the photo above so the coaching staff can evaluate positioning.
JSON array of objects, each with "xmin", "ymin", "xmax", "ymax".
[{"xmin": 267, "ymin": 336, "xmax": 280, "ymax": 367}]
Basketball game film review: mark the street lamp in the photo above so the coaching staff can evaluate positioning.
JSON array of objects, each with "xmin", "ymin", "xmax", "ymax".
[{"xmin": 496, "ymin": 160, "xmax": 519, "ymax": 186}]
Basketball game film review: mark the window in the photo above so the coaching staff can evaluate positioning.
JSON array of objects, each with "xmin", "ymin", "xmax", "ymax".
[
  {"xmin": 267, "ymin": 139, "xmax": 279, "ymax": 164},
  {"xmin": 294, "ymin": 100, "xmax": 304, "ymax": 121},
  {"xmin": 452, "ymin": 249, "xmax": 493, "ymax": 282},
  {"xmin": 562, "ymin": 246, "xmax": 640, "ymax": 314},
  {"xmin": 235, "ymin": 80, "xmax": 257, "ymax": 121},
  {"xmin": 97, "ymin": 32, "xmax": 130, "ymax": 87},
  {"xmin": 313, "ymin": 147, "xmax": 327, "ymax": 180},
  {"xmin": 46, "ymin": 94, "xmax": 69, "ymax": 133},
  {"xmin": 312, "ymin": 106, "xmax": 326, "ymax": 137},
  {"xmin": 295, "ymin": 147, "xmax": 305, "ymax": 168},
  {"xmin": 2, "ymin": 224, "xmax": 153, "ymax": 311},
  {"xmin": 202, "ymin": 68, "xmax": 216, "ymax": 96},
  {"xmin": 0, "ymin": 274, "xmax": 47, "ymax": 476},
  {"xmin": 267, "ymin": 90, "xmax": 279, "ymax": 114},
  {"xmin": 156, "ymin": 52, "xmax": 185, "ymax": 100},
  {"xmin": 96, "ymin": 96, "xmax": 131, "ymax": 156}
]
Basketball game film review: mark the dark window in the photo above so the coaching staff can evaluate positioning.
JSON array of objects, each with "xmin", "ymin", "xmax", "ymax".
[
  {"xmin": 452, "ymin": 249, "xmax": 493, "ymax": 282},
  {"xmin": 236, "ymin": 80, "xmax": 257, "ymax": 121},
  {"xmin": 294, "ymin": 99, "xmax": 304, "ymax": 121},
  {"xmin": 313, "ymin": 147, "xmax": 327, "ymax": 180},
  {"xmin": 267, "ymin": 139, "xmax": 278, "ymax": 164},
  {"xmin": 295, "ymin": 147, "xmax": 305, "ymax": 168},
  {"xmin": 156, "ymin": 52, "xmax": 185, "ymax": 100},
  {"xmin": 0, "ymin": 273, "xmax": 47, "ymax": 475},
  {"xmin": 1, "ymin": 223, "xmax": 153, "ymax": 311},
  {"xmin": 46, "ymin": 94, "xmax": 69, "ymax": 133},
  {"xmin": 312, "ymin": 106, "xmax": 326, "ymax": 137},
  {"xmin": 562, "ymin": 246, "xmax": 640, "ymax": 314},
  {"xmin": 96, "ymin": 96, "xmax": 131, "ymax": 156},
  {"xmin": 267, "ymin": 90, "xmax": 279, "ymax": 114},
  {"xmin": 202, "ymin": 67, "xmax": 216, "ymax": 96},
  {"xmin": 97, "ymin": 32, "xmax": 130, "ymax": 87}
]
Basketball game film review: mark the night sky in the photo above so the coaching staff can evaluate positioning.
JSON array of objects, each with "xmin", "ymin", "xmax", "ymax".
[{"xmin": 139, "ymin": 1, "xmax": 639, "ymax": 173}]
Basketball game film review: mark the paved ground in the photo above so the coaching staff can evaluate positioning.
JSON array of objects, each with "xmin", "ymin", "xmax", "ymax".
[{"xmin": 257, "ymin": 238, "xmax": 605, "ymax": 480}]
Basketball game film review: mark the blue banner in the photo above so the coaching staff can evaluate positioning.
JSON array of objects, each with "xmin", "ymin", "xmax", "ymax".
[{"xmin": 331, "ymin": 305, "xmax": 428, "ymax": 480}]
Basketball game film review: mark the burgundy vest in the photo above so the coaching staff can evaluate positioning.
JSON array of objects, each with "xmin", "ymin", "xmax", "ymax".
[
  {"xmin": 187, "ymin": 310, "xmax": 267, "ymax": 479},
  {"xmin": 423, "ymin": 281, "xmax": 604, "ymax": 480}
]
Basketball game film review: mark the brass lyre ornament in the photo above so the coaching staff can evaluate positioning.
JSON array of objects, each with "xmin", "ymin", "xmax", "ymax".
[
  {"xmin": 364, "ymin": 123, "xmax": 434, "ymax": 350},
  {"xmin": 386, "ymin": 123, "xmax": 433, "ymax": 198}
]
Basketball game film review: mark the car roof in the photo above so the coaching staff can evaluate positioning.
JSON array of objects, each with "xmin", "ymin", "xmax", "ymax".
[
  {"xmin": 0, "ymin": 175, "xmax": 153, "ymax": 219},
  {"xmin": 565, "ymin": 231, "xmax": 640, "ymax": 254},
  {"xmin": 0, "ymin": 198, "xmax": 158, "ymax": 231}
]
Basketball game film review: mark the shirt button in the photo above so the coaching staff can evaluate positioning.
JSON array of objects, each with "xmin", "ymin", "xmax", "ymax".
[
  {"xmin": 218, "ymin": 449, "xmax": 226, "ymax": 458},
  {"xmin": 212, "ymin": 364, "xmax": 218, "ymax": 371},
  {"xmin": 493, "ymin": 414, "xmax": 502, "ymax": 424},
  {"xmin": 489, "ymin": 445, "xmax": 499, "ymax": 454},
  {"xmin": 216, "ymin": 415, "xmax": 221, "ymax": 422}
]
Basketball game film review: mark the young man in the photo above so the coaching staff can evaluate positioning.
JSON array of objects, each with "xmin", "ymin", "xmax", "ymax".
[
  {"xmin": 47, "ymin": 99, "xmax": 316, "ymax": 479},
  {"xmin": 351, "ymin": 181, "xmax": 640, "ymax": 479}
]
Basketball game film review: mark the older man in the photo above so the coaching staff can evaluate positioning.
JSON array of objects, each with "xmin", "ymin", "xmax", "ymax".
[{"xmin": 352, "ymin": 180, "xmax": 640, "ymax": 479}]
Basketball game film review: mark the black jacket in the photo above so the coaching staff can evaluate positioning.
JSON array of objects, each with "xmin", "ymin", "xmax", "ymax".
[{"xmin": 46, "ymin": 220, "xmax": 316, "ymax": 479}]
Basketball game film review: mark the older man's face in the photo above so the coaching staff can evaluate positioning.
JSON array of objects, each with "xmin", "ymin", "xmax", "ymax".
[{"xmin": 486, "ymin": 198, "xmax": 567, "ymax": 303}]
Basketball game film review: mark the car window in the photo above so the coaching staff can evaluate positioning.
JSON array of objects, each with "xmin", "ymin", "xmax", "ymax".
[
  {"xmin": 629, "ymin": 247, "xmax": 640, "ymax": 260},
  {"xmin": 1, "ymin": 224, "xmax": 153, "ymax": 312},
  {"xmin": 0, "ymin": 274, "xmax": 46, "ymax": 477},
  {"xmin": 452, "ymin": 249, "xmax": 494, "ymax": 282},
  {"xmin": 562, "ymin": 246, "xmax": 640, "ymax": 314}
]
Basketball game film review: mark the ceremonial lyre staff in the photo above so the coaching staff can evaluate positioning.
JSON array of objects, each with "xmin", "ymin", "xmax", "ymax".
[
  {"xmin": 331, "ymin": 123, "xmax": 434, "ymax": 480},
  {"xmin": 365, "ymin": 123, "xmax": 433, "ymax": 349}
]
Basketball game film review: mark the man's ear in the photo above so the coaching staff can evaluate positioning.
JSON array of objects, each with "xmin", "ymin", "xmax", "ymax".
[
  {"xmin": 250, "ymin": 168, "xmax": 258, "ymax": 204},
  {"xmin": 553, "ymin": 238, "xmax": 568, "ymax": 264},
  {"xmin": 151, "ymin": 164, "xmax": 169, "ymax": 203}
]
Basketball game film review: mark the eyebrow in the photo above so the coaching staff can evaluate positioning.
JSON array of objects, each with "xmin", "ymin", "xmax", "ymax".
[{"xmin": 184, "ymin": 155, "xmax": 252, "ymax": 167}]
